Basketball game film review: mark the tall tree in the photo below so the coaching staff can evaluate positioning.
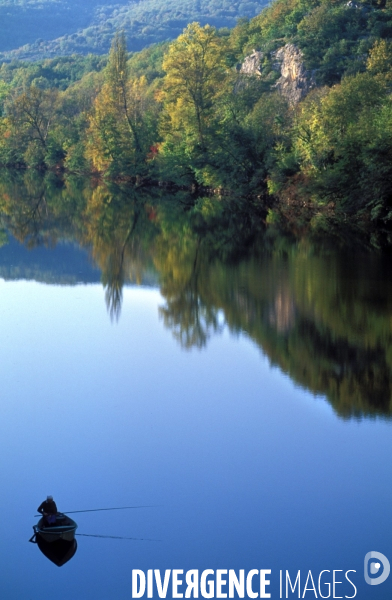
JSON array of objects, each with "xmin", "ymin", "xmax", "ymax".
[
  {"xmin": 6, "ymin": 86, "xmax": 59, "ymax": 165},
  {"xmin": 87, "ymin": 32, "xmax": 158, "ymax": 175},
  {"xmin": 161, "ymin": 23, "xmax": 227, "ymax": 153},
  {"xmin": 107, "ymin": 31, "xmax": 142, "ymax": 155}
]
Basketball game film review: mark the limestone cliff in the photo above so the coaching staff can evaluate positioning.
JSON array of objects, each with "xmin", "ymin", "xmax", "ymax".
[
  {"xmin": 239, "ymin": 43, "xmax": 314, "ymax": 105},
  {"xmin": 272, "ymin": 43, "xmax": 315, "ymax": 105},
  {"xmin": 239, "ymin": 50, "xmax": 264, "ymax": 76}
]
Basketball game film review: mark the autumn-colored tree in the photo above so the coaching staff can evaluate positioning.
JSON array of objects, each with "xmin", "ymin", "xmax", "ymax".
[
  {"xmin": 161, "ymin": 23, "xmax": 227, "ymax": 154},
  {"xmin": 87, "ymin": 32, "xmax": 158, "ymax": 175},
  {"xmin": 367, "ymin": 39, "xmax": 392, "ymax": 80},
  {"xmin": 107, "ymin": 31, "xmax": 143, "ymax": 155}
]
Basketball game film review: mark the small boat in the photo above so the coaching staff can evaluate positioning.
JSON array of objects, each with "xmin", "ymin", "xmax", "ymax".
[{"xmin": 33, "ymin": 513, "xmax": 78, "ymax": 543}]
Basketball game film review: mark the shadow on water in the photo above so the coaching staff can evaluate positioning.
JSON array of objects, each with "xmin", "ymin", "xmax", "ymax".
[
  {"xmin": 33, "ymin": 536, "xmax": 78, "ymax": 567},
  {"xmin": 1, "ymin": 170, "xmax": 392, "ymax": 420}
]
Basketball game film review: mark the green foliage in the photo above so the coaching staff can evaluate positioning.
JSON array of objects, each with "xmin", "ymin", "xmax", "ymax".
[
  {"xmin": 128, "ymin": 43, "xmax": 168, "ymax": 84},
  {"xmin": 292, "ymin": 72, "xmax": 392, "ymax": 216},
  {"xmin": 233, "ymin": 0, "xmax": 392, "ymax": 85},
  {"xmin": 161, "ymin": 23, "xmax": 227, "ymax": 167},
  {"xmin": 24, "ymin": 140, "xmax": 46, "ymax": 167},
  {"xmin": 0, "ymin": 55, "xmax": 106, "ymax": 91},
  {"xmin": 0, "ymin": 0, "xmax": 392, "ymax": 223},
  {"xmin": 0, "ymin": 80, "xmax": 10, "ymax": 116},
  {"xmin": 64, "ymin": 142, "xmax": 89, "ymax": 173},
  {"xmin": 0, "ymin": 0, "xmax": 269, "ymax": 61}
]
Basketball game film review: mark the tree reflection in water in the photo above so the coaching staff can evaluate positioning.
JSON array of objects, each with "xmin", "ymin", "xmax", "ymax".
[
  {"xmin": 158, "ymin": 241, "xmax": 224, "ymax": 349},
  {"xmin": 1, "ymin": 170, "xmax": 392, "ymax": 419}
]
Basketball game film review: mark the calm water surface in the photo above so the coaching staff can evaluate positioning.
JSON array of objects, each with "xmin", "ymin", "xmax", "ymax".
[{"xmin": 0, "ymin": 174, "xmax": 391, "ymax": 599}]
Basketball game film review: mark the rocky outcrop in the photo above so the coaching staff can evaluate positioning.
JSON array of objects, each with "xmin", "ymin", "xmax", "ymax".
[
  {"xmin": 272, "ymin": 43, "xmax": 314, "ymax": 105},
  {"xmin": 239, "ymin": 50, "xmax": 263, "ymax": 76},
  {"xmin": 238, "ymin": 43, "xmax": 314, "ymax": 104}
]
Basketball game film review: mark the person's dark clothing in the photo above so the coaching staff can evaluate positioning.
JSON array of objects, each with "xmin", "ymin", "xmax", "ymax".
[{"xmin": 37, "ymin": 499, "xmax": 58, "ymax": 515}]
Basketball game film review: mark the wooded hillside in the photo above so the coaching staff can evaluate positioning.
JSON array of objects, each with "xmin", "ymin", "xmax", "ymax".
[
  {"xmin": 0, "ymin": 0, "xmax": 268, "ymax": 59},
  {"xmin": 1, "ymin": 0, "xmax": 392, "ymax": 226}
]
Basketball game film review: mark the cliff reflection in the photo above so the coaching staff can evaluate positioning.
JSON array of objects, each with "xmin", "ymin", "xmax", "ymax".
[{"xmin": 1, "ymin": 171, "xmax": 392, "ymax": 419}]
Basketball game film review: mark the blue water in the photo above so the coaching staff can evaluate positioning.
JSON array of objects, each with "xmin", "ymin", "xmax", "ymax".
[{"xmin": 0, "ymin": 259, "xmax": 391, "ymax": 598}]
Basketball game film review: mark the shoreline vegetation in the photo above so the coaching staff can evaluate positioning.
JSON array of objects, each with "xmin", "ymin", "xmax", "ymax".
[{"xmin": 1, "ymin": 0, "xmax": 392, "ymax": 234}]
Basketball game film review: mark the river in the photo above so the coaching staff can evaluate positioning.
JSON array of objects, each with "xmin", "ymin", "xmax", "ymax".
[{"xmin": 0, "ymin": 172, "xmax": 391, "ymax": 599}]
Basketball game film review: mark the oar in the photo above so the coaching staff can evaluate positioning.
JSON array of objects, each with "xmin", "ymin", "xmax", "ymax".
[
  {"xmin": 75, "ymin": 533, "xmax": 161, "ymax": 541},
  {"xmin": 34, "ymin": 505, "xmax": 159, "ymax": 517}
]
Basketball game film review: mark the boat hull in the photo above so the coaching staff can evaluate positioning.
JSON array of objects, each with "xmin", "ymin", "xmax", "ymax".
[{"xmin": 34, "ymin": 513, "xmax": 77, "ymax": 543}]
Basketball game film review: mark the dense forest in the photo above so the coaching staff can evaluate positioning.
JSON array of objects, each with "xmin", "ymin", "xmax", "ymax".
[
  {"xmin": 1, "ymin": 0, "xmax": 392, "ymax": 226},
  {"xmin": 0, "ymin": 0, "xmax": 267, "ymax": 59}
]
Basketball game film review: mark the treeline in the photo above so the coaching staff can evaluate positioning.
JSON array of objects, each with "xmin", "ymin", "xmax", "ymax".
[{"xmin": 1, "ymin": 0, "xmax": 392, "ymax": 223}]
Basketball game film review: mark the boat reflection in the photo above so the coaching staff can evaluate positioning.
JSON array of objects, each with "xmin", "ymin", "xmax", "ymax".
[{"xmin": 35, "ymin": 535, "xmax": 78, "ymax": 567}]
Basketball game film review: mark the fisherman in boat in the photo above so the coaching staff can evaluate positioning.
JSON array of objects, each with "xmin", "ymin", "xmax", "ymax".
[{"xmin": 37, "ymin": 496, "xmax": 58, "ymax": 527}]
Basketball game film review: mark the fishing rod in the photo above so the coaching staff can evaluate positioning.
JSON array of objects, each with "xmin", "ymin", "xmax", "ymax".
[
  {"xmin": 75, "ymin": 533, "xmax": 161, "ymax": 542},
  {"xmin": 34, "ymin": 505, "xmax": 159, "ymax": 517}
]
